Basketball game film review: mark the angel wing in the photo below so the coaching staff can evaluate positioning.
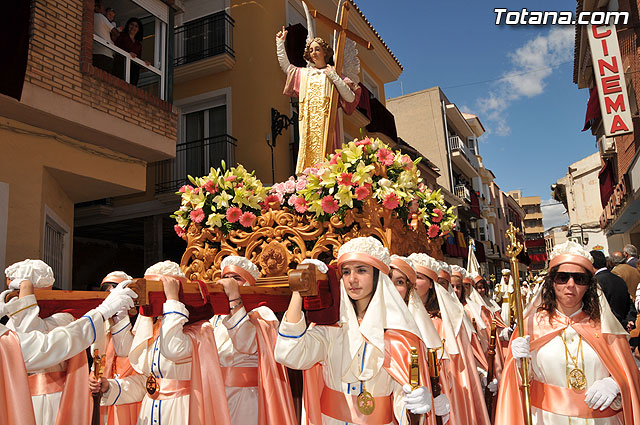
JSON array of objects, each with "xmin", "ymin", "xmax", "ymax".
[
  {"xmin": 342, "ymin": 38, "xmax": 360, "ymax": 85},
  {"xmin": 302, "ymin": 1, "xmax": 315, "ymax": 44}
]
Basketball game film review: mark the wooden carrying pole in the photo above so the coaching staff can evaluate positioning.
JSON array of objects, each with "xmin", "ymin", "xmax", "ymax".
[{"xmin": 505, "ymin": 222, "xmax": 532, "ymax": 425}]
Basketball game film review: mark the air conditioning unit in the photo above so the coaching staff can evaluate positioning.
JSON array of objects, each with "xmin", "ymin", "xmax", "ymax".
[{"xmin": 598, "ymin": 135, "xmax": 616, "ymax": 158}]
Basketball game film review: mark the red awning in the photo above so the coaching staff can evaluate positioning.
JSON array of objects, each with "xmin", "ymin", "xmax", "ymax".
[
  {"xmin": 525, "ymin": 238, "xmax": 545, "ymax": 248},
  {"xmin": 529, "ymin": 253, "xmax": 548, "ymax": 263},
  {"xmin": 583, "ymin": 87, "xmax": 601, "ymax": 131},
  {"xmin": 598, "ymin": 159, "xmax": 615, "ymax": 208}
]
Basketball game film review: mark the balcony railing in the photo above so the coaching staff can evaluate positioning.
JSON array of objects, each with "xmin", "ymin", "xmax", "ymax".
[
  {"xmin": 449, "ymin": 136, "xmax": 478, "ymax": 168},
  {"xmin": 454, "ymin": 184, "xmax": 471, "ymax": 203},
  {"xmin": 175, "ymin": 11, "xmax": 235, "ymax": 67},
  {"xmin": 155, "ymin": 135, "xmax": 237, "ymax": 194}
]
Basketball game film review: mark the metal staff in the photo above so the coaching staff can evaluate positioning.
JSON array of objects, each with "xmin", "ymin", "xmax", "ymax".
[
  {"xmin": 427, "ymin": 348, "xmax": 443, "ymax": 425},
  {"xmin": 505, "ymin": 222, "xmax": 532, "ymax": 425},
  {"xmin": 91, "ymin": 349, "xmax": 106, "ymax": 425},
  {"xmin": 485, "ymin": 320, "xmax": 497, "ymax": 419}
]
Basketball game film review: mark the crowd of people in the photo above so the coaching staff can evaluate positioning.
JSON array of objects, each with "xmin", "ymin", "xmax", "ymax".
[
  {"xmin": 93, "ymin": 0, "xmax": 148, "ymax": 86},
  {"xmin": 1, "ymin": 238, "xmax": 640, "ymax": 424}
]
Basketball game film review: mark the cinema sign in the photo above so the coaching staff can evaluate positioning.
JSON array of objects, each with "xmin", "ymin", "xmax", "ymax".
[{"xmin": 588, "ymin": 24, "xmax": 634, "ymax": 136}]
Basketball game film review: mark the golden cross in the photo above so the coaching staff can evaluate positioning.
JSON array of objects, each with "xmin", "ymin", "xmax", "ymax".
[
  {"xmin": 301, "ymin": 0, "xmax": 373, "ymax": 157},
  {"xmin": 505, "ymin": 222, "xmax": 523, "ymax": 259}
]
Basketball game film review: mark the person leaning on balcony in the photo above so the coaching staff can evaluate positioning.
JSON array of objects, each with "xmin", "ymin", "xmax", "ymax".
[
  {"xmin": 93, "ymin": 1, "xmax": 119, "ymax": 73},
  {"xmin": 114, "ymin": 17, "xmax": 150, "ymax": 86}
]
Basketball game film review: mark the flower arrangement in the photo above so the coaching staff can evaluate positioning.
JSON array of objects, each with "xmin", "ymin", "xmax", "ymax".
[
  {"xmin": 172, "ymin": 138, "xmax": 457, "ymax": 240},
  {"xmin": 171, "ymin": 161, "xmax": 267, "ymax": 236}
]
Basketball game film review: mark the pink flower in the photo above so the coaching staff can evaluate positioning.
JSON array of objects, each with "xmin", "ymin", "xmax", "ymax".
[
  {"xmin": 401, "ymin": 155, "xmax": 413, "ymax": 170},
  {"xmin": 203, "ymin": 180, "xmax": 217, "ymax": 193},
  {"xmin": 382, "ymin": 193, "xmax": 400, "ymax": 210},
  {"xmin": 226, "ymin": 207, "xmax": 242, "ymax": 223},
  {"xmin": 376, "ymin": 148, "xmax": 395, "ymax": 166},
  {"xmin": 355, "ymin": 138, "xmax": 372, "ymax": 146},
  {"xmin": 284, "ymin": 179, "xmax": 296, "ymax": 193},
  {"xmin": 174, "ymin": 225, "xmax": 185, "ymax": 237},
  {"xmin": 296, "ymin": 176, "xmax": 308, "ymax": 191},
  {"xmin": 329, "ymin": 154, "xmax": 339, "ymax": 165},
  {"xmin": 321, "ymin": 195, "xmax": 339, "ymax": 214},
  {"xmin": 264, "ymin": 194, "xmax": 281, "ymax": 205},
  {"xmin": 272, "ymin": 183, "xmax": 285, "ymax": 195},
  {"xmin": 303, "ymin": 167, "xmax": 319, "ymax": 176},
  {"xmin": 355, "ymin": 185, "xmax": 370, "ymax": 201},
  {"xmin": 432, "ymin": 208, "xmax": 443, "ymax": 223},
  {"xmin": 338, "ymin": 172, "xmax": 355, "ymax": 187},
  {"xmin": 239, "ymin": 211, "xmax": 256, "ymax": 227},
  {"xmin": 189, "ymin": 208, "xmax": 205, "ymax": 223},
  {"xmin": 179, "ymin": 184, "xmax": 193, "ymax": 193},
  {"xmin": 192, "ymin": 187, "xmax": 201, "ymax": 194},
  {"xmin": 428, "ymin": 224, "xmax": 441, "ymax": 238},
  {"xmin": 225, "ymin": 175, "xmax": 237, "ymax": 182},
  {"xmin": 418, "ymin": 183, "xmax": 426, "ymax": 193},
  {"xmin": 293, "ymin": 197, "xmax": 309, "ymax": 213}
]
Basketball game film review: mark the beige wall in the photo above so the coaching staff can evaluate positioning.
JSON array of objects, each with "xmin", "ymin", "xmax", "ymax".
[
  {"xmin": 558, "ymin": 153, "xmax": 603, "ymax": 226},
  {"xmin": 387, "ymin": 88, "xmax": 451, "ymax": 191},
  {"xmin": 0, "ymin": 118, "xmax": 146, "ymax": 284}
]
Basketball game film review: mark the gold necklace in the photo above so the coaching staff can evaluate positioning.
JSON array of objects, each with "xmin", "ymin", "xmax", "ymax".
[
  {"xmin": 561, "ymin": 330, "xmax": 586, "ymax": 391},
  {"xmin": 356, "ymin": 342, "xmax": 375, "ymax": 415}
]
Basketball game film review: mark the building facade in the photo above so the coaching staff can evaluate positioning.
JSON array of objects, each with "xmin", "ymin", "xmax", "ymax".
[
  {"xmin": 573, "ymin": 0, "xmax": 640, "ymax": 252},
  {"xmin": 1, "ymin": 0, "xmax": 178, "ymax": 289},
  {"xmin": 508, "ymin": 191, "xmax": 546, "ymax": 271},
  {"xmin": 551, "ymin": 152, "xmax": 609, "ymax": 252}
]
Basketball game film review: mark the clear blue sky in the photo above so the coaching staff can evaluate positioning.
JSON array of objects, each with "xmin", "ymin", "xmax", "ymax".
[{"xmin": 357, "ymin": 0, "xmax": 597, "ymax": 227}]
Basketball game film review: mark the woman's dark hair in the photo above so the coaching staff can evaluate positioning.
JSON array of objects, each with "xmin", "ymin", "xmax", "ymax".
[
  {"xmin": 457, "ymin": 282, "xmax": 466, "ymax": 303},
  {"xmin": 389, "ymin": 268, "xmax": 413, "ymax": 304},
  {"xmin": 537, "ymin": 265, "xmax": 600, "ymax": 321},
  {"xmin": 125, "ymin": 17, "xmax": 144, "ymax": 42},
  {"xmin": 424, "ymin": 278, "xmax": 440, "ymax": 317}
]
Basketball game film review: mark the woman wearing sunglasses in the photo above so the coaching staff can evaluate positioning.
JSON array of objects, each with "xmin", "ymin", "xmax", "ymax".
[{"xmin": 495, "ymin": 241, "xmax": 640, "ymax": 425}]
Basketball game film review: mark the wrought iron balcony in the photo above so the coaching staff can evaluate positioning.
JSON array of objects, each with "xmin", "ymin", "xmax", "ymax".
[
  {"xmin": 174, "ymin": 11, "xmax": 235, "ymax": 67},
  {"xmin": 454, "ymin": 184, "xmax": 471, "ymax": 203},
  {"xmin": 155, "ymin": 135, "xmax": 237, "ymax": 194}
]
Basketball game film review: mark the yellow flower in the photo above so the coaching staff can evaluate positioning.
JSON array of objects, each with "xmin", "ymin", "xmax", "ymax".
[
  {"xmin": 206, "ymin": 213, "xmax": 224, "ymax": 228},
  {"xmin": 213, "ymin": 191, "xmax": 233, "ymax": 208},
  {"xmin": 335, "ymin": 186, "xmax": 355, "ymax": 208}
]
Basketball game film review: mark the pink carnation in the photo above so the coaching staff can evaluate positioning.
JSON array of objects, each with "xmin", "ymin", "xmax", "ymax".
[
  {"xmin": 320, "ymin": 195, "xmax": 339, "ymax": 214},
  {"xmin": 355, "ymin": 138, "xmax": 372, "ymax": 146},
  {"xmin": 382, "ymin": 193, "xmax": 400, "ymax": 210},
  {"xmin": 376, "ymin": 148, "xmax": 395, "ymax": 166},
  {"xmin": 179, "ymin": 184, "xmax": 193, "ymax": 193},
  {"xmin": 401, "ymin": 155, "xmax": 413, "ymax": 170},
  {"xmin": 239, "ymin": 211, "xmax": 256, "ymax": 228},
  {"xmin": 432, "ymin": 208, "xmax": 443, "ymax": 223},
  {"xmin": 189, "ymin": 208, "xmax": 205, "ymax": 223},
  {"xmin": 428, "ymin": 224, "xmax": 441, "ymax": 238},
  {"xmin": 174, "ymin": 225, "xmax": 185, "ymax": 237},
  {"xmin": 284, "ymin": 178, "xmax": 296, "ymax": 193},
  {"xmin": 303, "ymin": 167, "xmax": 319, "ymax": 176},
  {"xmin": 203, "ymin": 180, "xmax": 217, "ymax": 193},
  {"xmin": 288, "ymin": 194, "xmax": 299, "ymax": 207},
  {"xmin": 338, "ymin": 172, "xmax": 355, "ymax": 187},
  {"xmin": 225, "ymin": 175, "xmax": 237, "ymax": 182},
  {"xmin": 355, "ymin": 185, "xmax": 370, "ymax": 201},
  {"xmin": 226, "ymin": 207, "xmax": 242, "ymax": 223},
  {"xmin": 329, "ymin": 154, "xmax": 339, "ymax": 165},
  {"xmin": 293, "ymin": 196, "xmax": 309, "ymax": 213},
  {"xmin": 296, "ymin": 176, "xmax": 308, "ymax": 191},
  {"xmin": 192, "ymin": 187, "xmax": 201, "ymax": 194}
]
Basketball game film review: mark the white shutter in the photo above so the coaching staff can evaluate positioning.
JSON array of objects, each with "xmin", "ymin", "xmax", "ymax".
[{"xmin": 132, "ymin": 0, "xmax": 169, "ymax": 23}]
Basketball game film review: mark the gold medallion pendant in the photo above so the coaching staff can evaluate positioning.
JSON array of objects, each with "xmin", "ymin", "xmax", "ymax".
[
  {"xmin": 146, "ymin": 375, "xmax": 158, "ymax": 395},
  {"xmin": 568, "ymin": 368, "xmax": 587, "ymax": 390},
  {"xmin": 357, "ymin": 390, "xmax": 375, "ymax": 415}
]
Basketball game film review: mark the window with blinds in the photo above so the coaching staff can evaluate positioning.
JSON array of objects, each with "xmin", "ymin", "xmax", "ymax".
[{"xmin": 43, "ymin": 218, "xmax": 65, "ymax": 286}]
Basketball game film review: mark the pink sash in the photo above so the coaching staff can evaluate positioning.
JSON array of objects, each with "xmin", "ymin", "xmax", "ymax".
[
  {"xmin": 147, "ymin": 378, "xmax": 191, "ymax": 400},
  {"xmin": 0, "ymin": 330, "xmax": 37, "ymax": 425},
  {"xmin": 530, "ymin": 380, "xmax": 617, "ymax": 418},
  {"xmin": 320, "ymin": 385, "xmax": 394, "ymax": 424},
  {"xmin": 221, "ymin": 367, "xmax": 258, "ymax": 388},
  {"xmin": 28, "ymin": 372, "xmax": 66, "ymax": 396}
]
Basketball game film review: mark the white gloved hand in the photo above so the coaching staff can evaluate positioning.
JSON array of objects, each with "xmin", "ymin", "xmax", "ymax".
[
  {"xmin": 433, "ymin": 393, "xmax": 450, "ymax": 416},
  {"xmin": 0, "ymin": 289, "xmax": 12, "ymax": 317},
  {"xmin": 487, "ymin": 378, "xmax": 499, "ymax": 396},
  {"xmin": 95, "ymin": 285, "xmax": 137, "ymax": 320},
  {"xmin": 511, "ymin": 335, "xmax": 531, "ymax": 360},
  {"xmin": 585, "ymin": 377, "xmax": 620, "ymax": 411},
  {"xmin": 8, "ymin": 279, "xmax": 25, "ymax": 290},
  {"xmin": 499, "ymin": 326, "xmax": 513, "ymax": 341},
  {"xmin": 402, "ymin": 384, "xmax": 432, "ymax": 415},
  {"xmin": 300, "ymin": 259, "xmax": 329, "ymax": 274}
]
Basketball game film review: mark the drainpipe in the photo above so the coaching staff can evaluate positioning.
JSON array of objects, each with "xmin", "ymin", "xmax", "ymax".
[{"xmin": 442, "ymin": 99, "xmax": 455, "ymax": 193}]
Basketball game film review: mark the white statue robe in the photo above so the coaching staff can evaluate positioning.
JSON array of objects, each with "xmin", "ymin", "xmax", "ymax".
[
  {"xmin": 5, "ymin": 295, "xmax": 76, "ymax": 425},
  {"xmin": 530, "ymin": 309, "xmax": 622, "ymax": 425}
]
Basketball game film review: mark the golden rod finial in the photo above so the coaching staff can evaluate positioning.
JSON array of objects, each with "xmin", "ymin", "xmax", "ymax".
[{"xmin": 504, "ymin": 222, "xmax": 532, "ymax": 425}]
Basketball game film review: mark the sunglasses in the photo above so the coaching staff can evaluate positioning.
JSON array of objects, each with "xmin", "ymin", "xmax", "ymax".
[{"xmin": 553, "ymin": 272, "xmax": 590, "ymax": 286}]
